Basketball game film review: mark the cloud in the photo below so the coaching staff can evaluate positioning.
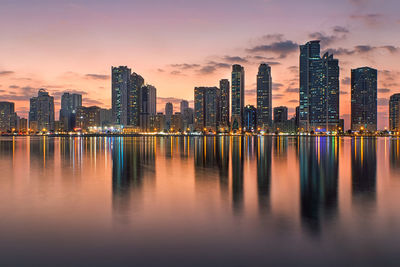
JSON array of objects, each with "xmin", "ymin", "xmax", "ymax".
[
  {"xmin": 170, "ymin": 63, "xmax": 200, "ymax": 70},
  {"xmin": 85, "ymin": 74, "xmax": 110, "ymax": 80},
  {"xmin": 197, "ymin": 61, "xmax": 231, "ymax": 75},
  {"xmin": 9, "ymin": 85, "xmax": 20, "ymax": 89},
  {"xmin": 0, "ymin": 71, "xmax": 14, "ymax": 76},
  {"xmin": 378, "ymin": 98, "xmax": 388, "ymax": 106},
  {"xmin": 333, "ymin": 26, "xmax": 350, "ymax": 34},
  {"xmin": 170, "ymin": 70, "xmax": 185, "ymax": 76},
  {"xmin": 222, "ymin": 56, "xmax": 248, "ymax": 63},
  {"xmin": 340, "ymin": 90, "xmax": 349, "ymax": 95},
  {"xmin": 157, "ymin": 68, "xmax": 165, "ymax": 73},
  {"xmin": 272, "ymin": 94, "xmax": 284, "ymax": 99},
  {"xmin": 349, "ymin": 0, "xmax": 369, "ymax": 6},
  {"xmin": 288, "ymin": 99, "xmax": 298, "ymax": 103},
  {"xmin": 285, "ymin": 87, "xmax": 299, "ymax": 93},
  {"xmin": 273, "ymin": 83, "xmax": 284, "ymax": 90},
  {"xmin": 325, "ymin": 45, "xmax": 399, "ymax": 56},
  {"xmin": 84, "ymin": 98, "xmax": 104, "ymax": 106},
  {"xmin": 378, "ymin": 88, "xmax": 391, "ymax": 93},
  {"xmin": 247, "ymin": 40, "xmax": 298, "ymax": 58},
  {"xmin": 342, "ymin": 77, "xmax": 351, "ymax": 85},
  {"xmin": 350, "ymin": 13, "xmax": 383, "ymax": 26}
]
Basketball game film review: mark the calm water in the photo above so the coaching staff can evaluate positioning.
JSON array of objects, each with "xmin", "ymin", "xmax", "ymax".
[{"xmin": 1, "ymin": 136, "xmax": 400, "ymax": 266}]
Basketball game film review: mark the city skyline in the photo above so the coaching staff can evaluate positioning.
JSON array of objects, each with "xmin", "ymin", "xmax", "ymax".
[{"xmin": 0, "ymin": 0, "xmax": 399, "ymax": 130}]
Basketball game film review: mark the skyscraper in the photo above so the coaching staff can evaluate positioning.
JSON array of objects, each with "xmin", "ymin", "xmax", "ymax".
[
  {"xmin": 351, "ymin": 67, "xmax": 377, "ymax": 132},
  {"xmin": 29, "ymin": 89, "xmax": 55, "ymax": 131},
  {"xmin": 231, "ymin": 64, "xmax": 245, "ymax": 130},
  {"xmin": 59, "ymin": 92, "xmax": 82, "ymax": 130},
  {"xmin": 139, "ymin": 85, "xmax": 157, "ymax": 131},
  {"xmin": 389, "ymin": 94, "xmax": 400, "ymax": 131},
  {"xmin": 257, "ymin": 63, "xmax": 272, "ymax": 130},
  {"xmin": 243, "ymin": 105, "xmax": 257, "ymax": 132},
  {"xmin": 299, "ymin": 40, "xmax": 340, "ymax": 132},
  {"xmin": 0, "ymin": 101, "xmax": 17, "ymax": 132},
  {"xmin": 112, "ymin": 66, "xmax": 131, "ymax": 126},
  {"xmin": 219, "ymin": 79, "xmax": 230, "ymax": 129},
  {"xmin": 165, "ymin": 102, "xmax": 173, "ymax": 130},
  {"xmin": 273, "ymin": 106, "xmax": 288, "ymax": 123},
  {"xmin": 129, "ymin": 72, "xmax": 144, "ymax": 127},
  {"xmin": 194, "ymin": 87, "xmax": 220, "ymax": 132},
  {"xmin": 180, "ymin": 100, "xmax": 189, "ymax": 114}
]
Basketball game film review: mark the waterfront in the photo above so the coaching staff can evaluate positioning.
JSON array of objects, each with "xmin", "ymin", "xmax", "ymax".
[{"xmin": 1, "ymin": 136, "xmax": 400, "ymax": 266}]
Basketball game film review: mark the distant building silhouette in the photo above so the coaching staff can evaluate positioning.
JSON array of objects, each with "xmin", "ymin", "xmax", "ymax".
[
  {"xmin": 194, "ymin": 87, "xmax": 220, "ymax": 132},
  {"xmin": 59, "ymin": 92, "xmax": 82, "ymax": 131},
  {"xmin": 243, "ymin": 105, "xmax": 257, "ymax": 132},
  {"xmin": 129, "ymin": 72, "xmax": 144, "ymax": 127},
  {"xmin": 231, "ymin": 64, "xmax": 245, "ymax": 130},
  {"xmin": 0, "ymin": 101, "xmax": 17, "ymax": 132},
  {"xmin": 29, "ymin": 89, "xmax": 55, "ymax": 131},
  {"xmin": 389, "ymin": 93, "xmax": 400, "ymax": 131},
  {"xmin": 165, "ymin": 102, "xmax": 173, "ymax": 130},
  {"xmin": 351, "ymin": 67, "xmax": 377, "ymax": 132},
  {"xmin": 257, "ymin": 63, "xmax": 272, "ymax": 130}
]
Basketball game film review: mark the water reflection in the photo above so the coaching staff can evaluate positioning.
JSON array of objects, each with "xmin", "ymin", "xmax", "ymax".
[
  {"xmin": 390, "ymin": 138, "xmax": 400, "ymax": 173},
  {"xmin": 256, "ymin": 136, "xmax": 272, "ymax": 214},
  {"xmin": 232, "ymin": 137, "xmax": 244, "ymax": 214},
  {"xmin": 111, "ymin": 137, "xmax": 156, "ymax": 223},
  {"xmin": 351, "ymin": 137, "xmax": 376, "ymax": 203},
  {"xmin": 299, "ymin": 137, "xmax": 339, "ymax": 234}
]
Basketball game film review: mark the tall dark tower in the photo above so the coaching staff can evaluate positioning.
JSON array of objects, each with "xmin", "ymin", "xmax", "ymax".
[
  {"xmin": 256, "ymin": 63, "xmax": 272, "ymax": 131},
  {"xmin": 351, "ymin": 67, "xmax": 377, "ymax": 132},
  {"xmin": 219, "ymin": 79, "xmax": 230, "ymax": 130},
  {"xmin": 231, "ymin": 64, "xmax": 245, "ymax": 130},
  {"xmin": 112, "ymin": 66, "xmax": 131, "ymax": 126}
]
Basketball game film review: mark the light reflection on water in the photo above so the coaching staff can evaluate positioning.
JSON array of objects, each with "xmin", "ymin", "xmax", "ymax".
[{"xmin": 0, "ymin": 136, "xmax": 400, "ymax": 266}]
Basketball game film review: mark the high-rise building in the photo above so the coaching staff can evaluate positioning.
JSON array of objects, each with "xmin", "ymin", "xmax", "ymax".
[
  {"xmin": 182, "ymin": 107, "xmax": 194, "ymax": 130},
  {"xmin": 389, "ymin": 94, "xmax": 400, "ymax": 131},
  {"xmin": 0, "ymin": 101, "xmax": 17, "ymax": 132},
  {"xmin": 351, "ymin": 67, "xmax": 377, "ymax": 132},
  {"xmin": 257, "ymin": 64, "xmax": 272, "ymax": 130},
  {"xmin": 194, "ymin": 87, "xmax": 220, "ymax": 132},
  {"xmin": 76, "ymin": 106, "xmax": 101, "ymax": 130},
  {"xmin": 299, "ymin": 40, "xmax": 340, "ymax": 132},
  {"xmin": 139, "ymin": 85, "xmax": 157, "ymax": 131},
  {"xmin": 150, "ymin": 113, "xmax": 166, "ymax": 132},
  {"xmin": 243, "ymin": 105, "xmax": 257, "ymax": 132},
  {"xmin": 180, "ymin": 100, "xmax": 189, "ymax": 114},
  {"xmin": 129, "ymin": 72, "xmax": 144, "ymax": 127},
  {"xmin": 29, "ymin": 89, "xmax": 55, "ymax": 131},
  {"xmin": 165, "ymin": 102, "xmax": 173, "ymax": 130},
  {"xmin": 219, "ymin": 79, "xmax": 230, "ymax": 129},
  {"xmin": 99, "ymin": 108, "xmax": 113, "ymax": 127},
  {"xmin": 112, "ymin": 66, "xmax": 131, "ymax": 126},
  {"xmin": 19, "ymin": 118, "xmax": 28, "ymax": 132},
  {"xmin": 231, "ymin": 64, "xmax": 245, "ymax": 130},
  {"xmin": 59, "ymin": 92, "xmax": 82, "ymax": 130},
  {"xmin": 171, "ymin": 113, "xmax": 183, "ymax": 132},
  {"xmin": 274, "ymin": 106, "xmax": 288, "ymax": 123}
]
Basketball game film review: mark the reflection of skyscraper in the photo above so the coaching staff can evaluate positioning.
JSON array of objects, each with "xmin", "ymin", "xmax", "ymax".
[
  {"xmin": 299, "ymin": 137, "xmax": 339, "ymax": 234},
  {"xmin": 299, "ymin": 41, "xmax": 340, "ymax": 131},
  {"xmin": 390, "ymin": 139, "xmax": 400, "ymax": 174},
  {"xmin": 257, "ymin": 63, "xmax": 272, "ymax": 130},
  {"xmin": 351, "ymin": 67, "xmax": 377, "ymax": 132},
  {"xmin": 351, "ymin": 138, "xmax": 376, "ymax": 201},
  {"xmin": 231, "ymin": 65, "xmax": 245, "ymax": 130},
  {"xmin": 232, "ymin": 136, "xmax": 244, "ymax": 214},
  {"xmin": 257, "ymin": 136, "xmax": 272, "ymax": 213},
  {"xmin": 389, "ymin": 94, "xmax": 400, "ymax": 131},
  {"xmin": 112, "ymin": 137, "xmax": 156, "ymax": 222}
]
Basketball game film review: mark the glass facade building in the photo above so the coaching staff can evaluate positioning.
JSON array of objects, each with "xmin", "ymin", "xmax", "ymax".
[
  {"xmin": 257, "ymin": 64, "xmax": 272, "ymax": 130},
  {"xmin": 351, "ymin": 67, "xmax": 377, "ymax": 132}
]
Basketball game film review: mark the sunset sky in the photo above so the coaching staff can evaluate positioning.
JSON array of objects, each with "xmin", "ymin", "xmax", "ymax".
[{"xmin": 0, "ymin": 0, "xmax": 399, "ymax": 129}]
